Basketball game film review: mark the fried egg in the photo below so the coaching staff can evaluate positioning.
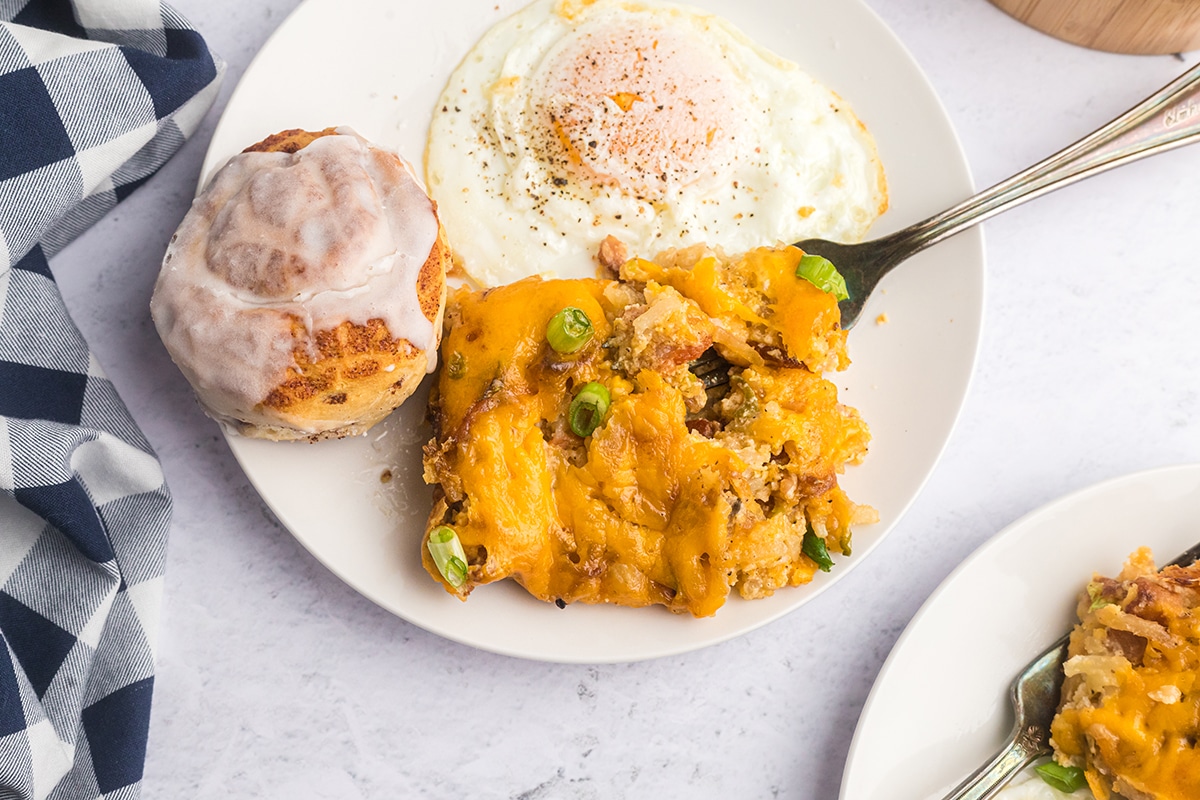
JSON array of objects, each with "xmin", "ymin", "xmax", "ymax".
[{"xmin": 425, "ymin": 0, "xmax": 888, "ymax": 286}]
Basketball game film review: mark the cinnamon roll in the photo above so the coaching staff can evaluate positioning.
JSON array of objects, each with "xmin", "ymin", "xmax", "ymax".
[{"xmin": 151, "ymin": 127, "xmax": 448, "ymax": 441}]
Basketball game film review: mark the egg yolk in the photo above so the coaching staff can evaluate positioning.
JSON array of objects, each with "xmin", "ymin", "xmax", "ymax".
[{"xmin": 532, "ymin": 20, "xmax": 743, "ymax": 200}]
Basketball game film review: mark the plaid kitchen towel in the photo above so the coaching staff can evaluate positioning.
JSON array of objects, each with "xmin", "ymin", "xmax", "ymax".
[{"xmin": 0, "ymin": 2, "xmax": 220, "ymax": 798}]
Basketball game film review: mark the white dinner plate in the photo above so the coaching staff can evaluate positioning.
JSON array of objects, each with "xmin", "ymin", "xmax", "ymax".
[
  {"xmin": 840, "ymin": 463, "xmax": 1200, "ymax": 799},
  {"xmin": 200, "ymin": 0, "xmax": 984, "ymax": 662}
]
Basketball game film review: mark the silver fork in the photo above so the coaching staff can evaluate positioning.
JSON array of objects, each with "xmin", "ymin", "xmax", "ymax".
[
  {"xmin": 941, "ymin": 539, "xmax": 1200, "ymax": 800},
  {"xmin": 797, "ymin": 62, "xmax": 1200, "ymax": 329}
]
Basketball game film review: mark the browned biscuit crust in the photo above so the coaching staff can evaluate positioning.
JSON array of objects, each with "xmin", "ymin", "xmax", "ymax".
[
  {"xmin": 233, "ymin": 129, "xmax": 448, "ymax": 441},
  {"xmin": 242, "ymin": 127, "xmax": 340, "ymax": 154}
]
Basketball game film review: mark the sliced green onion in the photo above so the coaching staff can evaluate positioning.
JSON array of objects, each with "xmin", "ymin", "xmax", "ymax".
[
  {"xmin": 1086, "ymin": 581, "xmax": 1112, "ymax": 611},
  {"xmin": 1035, "ymin": 762, "xmax": 1087, "ymax": 794},
  {"xmin": 802, "ymin": 525, "xmax": 835, "ymax": 573},
  {"xmin": 730, "ymin": 375, "xmax": 759, "ymax": 425},
  {"xmin": 427, "ymin": 526, "xmax": 469, "ymax": 588},
  {"xmin": 796, "ymin": 254, "xmax": 849, "ymax": 301},
  {"xmin": 568, "ymin": 381, "xmax": 611, "ymax": 437},
  {"xmin": 546, "ymin": 307, "xmax": 595, "ymax": 353},
  {"xmin": 446, "ymin": 351, "xmax": 467, "ymax": 380}
]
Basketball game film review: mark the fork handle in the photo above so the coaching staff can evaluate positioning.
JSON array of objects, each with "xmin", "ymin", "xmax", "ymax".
[
  {"xmin": 939, "ymin": 732, "xmax": 1047, "ymax": 800},
  {"xmin": 878, "ymin": 61, "xmax": 1200, "ymax": 261}
]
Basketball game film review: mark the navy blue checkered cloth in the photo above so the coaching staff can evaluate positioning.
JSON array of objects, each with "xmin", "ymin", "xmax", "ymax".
[{"xmin": 0, "ymin": 2, "xmax": 220, "ymax": 797}]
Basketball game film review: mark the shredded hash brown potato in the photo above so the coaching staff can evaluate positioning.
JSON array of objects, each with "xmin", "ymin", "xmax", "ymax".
[
  {"xmin": 421, "ymin": 244, "xmax": 876, "ymax": 616},
  {"xmin": 1050, "ymin": 547, "xmax": 1200, "ymax": 799}
]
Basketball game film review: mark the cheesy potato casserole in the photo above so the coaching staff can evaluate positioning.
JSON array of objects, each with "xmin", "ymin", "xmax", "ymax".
[
  {"xmin": 1049, "ymin": 548, "xmax": 1200, "ymax": 799},
  {"xmin": 420, "ymin": 244, "xmax": 874, "ymax": 616}
]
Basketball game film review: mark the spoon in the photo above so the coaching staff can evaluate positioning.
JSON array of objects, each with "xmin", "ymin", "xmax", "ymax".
[
  {"xmin": 796, "ymin": 62, "xmax": 1200, "ymax": 329},
  {"xmin": 940, "ymin": 539, "xmax": 1200, "ymax": 800}
]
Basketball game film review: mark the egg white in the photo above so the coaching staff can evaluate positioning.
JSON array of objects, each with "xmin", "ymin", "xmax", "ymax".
[{"xmin": 426, "ymin": 0, "xmax": 888, "ymax": 286}]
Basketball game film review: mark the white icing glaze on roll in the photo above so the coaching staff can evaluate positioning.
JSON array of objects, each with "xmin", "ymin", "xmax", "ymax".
[{"xmin": 151, "ymin": 130, "xmax": 440, "ymax": 434}]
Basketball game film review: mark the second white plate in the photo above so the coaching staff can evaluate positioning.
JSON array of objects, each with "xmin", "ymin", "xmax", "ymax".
[
  {"xmin": 841, "ymin": 463, "xmax": 1200, "ymax": 799},
  {"xmin": 199, "ymin": 0, "xmax": 985, "ymax": 662}
]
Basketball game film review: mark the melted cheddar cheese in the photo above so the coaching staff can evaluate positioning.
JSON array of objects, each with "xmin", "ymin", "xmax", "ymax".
[
  {"xmin": 1050, "ymin": 547, "xmax": 1200, "ymax": 799},
  {"xmin": 421, "ymin": 245, "xmax": 875, "ymax": 616}
]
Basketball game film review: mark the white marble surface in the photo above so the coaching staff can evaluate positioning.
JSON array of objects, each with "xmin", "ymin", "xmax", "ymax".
[{"xmin": 47, "ymin": 0, "xmax": 1200, "ymax": 797}]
